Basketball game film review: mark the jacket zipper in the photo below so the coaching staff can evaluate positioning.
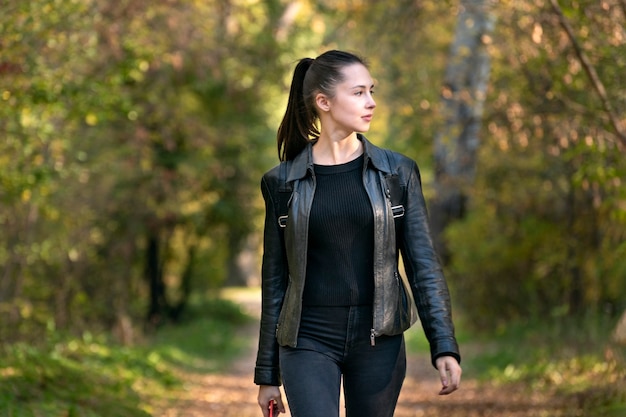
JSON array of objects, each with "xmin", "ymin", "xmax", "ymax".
[{"xmin": 370, "ymin": 328, "xmax": 376, "ymax": 346}]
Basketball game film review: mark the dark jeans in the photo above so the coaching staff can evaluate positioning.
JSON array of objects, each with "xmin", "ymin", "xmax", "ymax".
[{"xmin": 279, "ymin": 305, "xmax": 406, "ymax": 417}]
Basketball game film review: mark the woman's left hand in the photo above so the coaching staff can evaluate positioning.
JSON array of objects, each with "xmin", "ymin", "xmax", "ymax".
[{"xmin": 435, "ymin": 355, "xmax": 462, "ymax": 395}]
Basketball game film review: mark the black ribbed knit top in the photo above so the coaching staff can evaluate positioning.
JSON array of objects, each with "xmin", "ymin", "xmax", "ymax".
[{"xmin": 302, "ymin": 154, "xmax": 375, "ymax": 306}]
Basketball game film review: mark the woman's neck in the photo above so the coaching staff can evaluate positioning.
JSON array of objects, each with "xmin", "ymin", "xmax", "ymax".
[{"xmin": 313, "ymin": 132, "xmax": 363, "ymax": 165}]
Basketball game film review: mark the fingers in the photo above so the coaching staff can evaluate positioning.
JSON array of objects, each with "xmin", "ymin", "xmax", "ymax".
[
  {"xmin": 258, "ymin": 399, "xmax": 270, "ymax": 417},
  {"xmin": 258, "ymin": 385, "xmax": 285, "ymax": 416},
  {"xmin": 268, "ymin": 398, "xmax": 286, "ymax": 416},
  {"xmin": 274, "ymin": 397, "xmax": 286, "ymax": 413},
  {"xmin": 436, "ymin": 356, "xmax": 462, "ymax": 395}
]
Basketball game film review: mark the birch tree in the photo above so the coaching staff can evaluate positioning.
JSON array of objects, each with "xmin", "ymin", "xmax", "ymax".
[{"xmin": 430, "ymin": 0, "xmax": 496, "ymax": 258}]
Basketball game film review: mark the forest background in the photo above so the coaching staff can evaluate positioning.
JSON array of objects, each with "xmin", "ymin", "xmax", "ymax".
[{"xmin": 1, "ymin": 0, "xmax": 625, "ymax": 414}]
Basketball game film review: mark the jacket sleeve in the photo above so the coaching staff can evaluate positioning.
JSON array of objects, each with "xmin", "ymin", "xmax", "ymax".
[
  {"xmin": 254, "ymin": 173, "xmax": 288, "ymax": 386},
  {"xmin": 398, "ymin": 158, "xmax": 461, "ymax": 367}
]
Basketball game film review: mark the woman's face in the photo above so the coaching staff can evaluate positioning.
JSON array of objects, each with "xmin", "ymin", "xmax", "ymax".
[{"xmin": 321, "ymin": 63, "xmax": 376, "ymax": 134}]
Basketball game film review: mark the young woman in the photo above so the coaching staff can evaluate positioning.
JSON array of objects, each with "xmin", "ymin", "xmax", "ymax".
[{"xmin": 254, "ymin": 50, "xmax": 461, "ymax": 417}]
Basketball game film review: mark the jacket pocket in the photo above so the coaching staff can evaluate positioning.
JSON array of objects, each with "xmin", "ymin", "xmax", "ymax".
[
  {"xmin": 276, "ymin": 277, "xmax": 297, "ymax": 346},
  {"xmin": 394, "ymin": 271, "xmax": 418, "ymax": 333}
]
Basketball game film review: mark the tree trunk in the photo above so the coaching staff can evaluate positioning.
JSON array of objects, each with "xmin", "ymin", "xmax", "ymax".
[
  {"xmin": 430, "ymin": 0, "xmax": 496, "ymax": 260},
  {"xmin": 169, "ymin": 244, "xmax": 196, "ymax": 322},
  {"xmin": 145, "ymin": 230, "xmax": 166, "ymax": 327},
  {"xmin": 613, "ymin": 309, "xmax": 626, "ymax": 345},
  {"xmin": 224, "ymin": 231, "xmax": 248, "ymax": 287}
]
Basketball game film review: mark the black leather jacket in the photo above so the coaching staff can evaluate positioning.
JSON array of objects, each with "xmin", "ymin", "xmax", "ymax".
[{"xmin": 254, "ymin": 135, "xmax": 460, "ymax": 386}]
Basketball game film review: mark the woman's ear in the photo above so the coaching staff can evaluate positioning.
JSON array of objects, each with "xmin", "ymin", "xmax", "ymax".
[{"xmin": 315, "ymin": 93, "xmax": 330, "ymax": 113}]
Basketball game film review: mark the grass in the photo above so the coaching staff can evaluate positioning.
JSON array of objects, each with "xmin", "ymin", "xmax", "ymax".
[
  {"xmin": 6, "ymin": 291, "xmax": 624, "ymax": 417},
  {"xmin": 149, "ymin": 296, "xmax": 253, "ymax": 373},
  {"xmin": 406, "ymin": 313, "xmax": 626, "ymax": 417},
  {"xmin": 0, "ymin": 336, "xmax": 175, "ymax": 417},
  {"xmin": 0, "ymin": 296, "xmax": 252, "ymax": 417}
]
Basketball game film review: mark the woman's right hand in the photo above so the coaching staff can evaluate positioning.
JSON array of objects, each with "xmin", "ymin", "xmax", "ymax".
[{"xmin": 257, "ymin": 385, "xmax": 286, "ymax": 417}]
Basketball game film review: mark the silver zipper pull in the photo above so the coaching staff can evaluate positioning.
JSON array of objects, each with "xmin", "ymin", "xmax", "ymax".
[{"xmin": 370, "ymin": 329, "xmax": 376, "ymax": 346}]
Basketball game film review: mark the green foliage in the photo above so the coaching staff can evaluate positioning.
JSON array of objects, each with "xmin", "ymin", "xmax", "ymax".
[
  {"xmin": 462, "ymin": 316, "xmax": 626, "ymax": 417},
  {"xmin": 444, "ymin": 0, "xmax": 626, "ymax": 327},
  {"xmin": 0, "ymin": 297, "xmax": 250, "ymax": 416},
  {"xmin": 406, "ymin": 316, "xmax": 626, "ymax": 417},
  {"xmin": 149, "ymin": 297, "xmax": 253, "ymax": 372},
  {"xmin": 1, "ymin": 1, "xmax": 625, "ymax": 389},
  {"xmin": 0, "ymin": 0, "xmax": 295, "ymax": 341},
  {"xmin": 0, "ymin": 338, "xmax": 175, "ymax": 417}
]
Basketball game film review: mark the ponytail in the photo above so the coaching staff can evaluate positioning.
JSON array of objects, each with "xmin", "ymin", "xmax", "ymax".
[
  {"xmin": 277, "ymin": 58, "xmax": 318, "ymax": 161},
  {"xmin": 277, "ymin": 50, "xmax": 368, "ymax": 161}
]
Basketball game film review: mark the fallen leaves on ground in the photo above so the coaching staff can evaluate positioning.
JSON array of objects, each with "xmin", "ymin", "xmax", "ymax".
[{"xmin": 154, "ymin": 292, "xmax": 572, "ymax": 417}]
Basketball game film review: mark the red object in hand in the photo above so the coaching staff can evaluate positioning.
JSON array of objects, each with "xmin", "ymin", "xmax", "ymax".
[{"xmin": 269, "ymin": 400, "xmax": 276, "ymax": 417}]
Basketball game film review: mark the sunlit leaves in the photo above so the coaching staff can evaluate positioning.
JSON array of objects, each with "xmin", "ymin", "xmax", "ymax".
[
  {"xmin": 446, "ymin": 0, "xmax": 626, "ymax": 327},
  {"xmin": 0, "ymin": 0, "xmax": 324, "ymax": 339},
  {"xmin": 1, "ymin": 0, "xmax": 624, "ymax": 347}
]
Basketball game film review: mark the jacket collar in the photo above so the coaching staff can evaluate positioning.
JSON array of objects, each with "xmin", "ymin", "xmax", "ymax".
[{"xmin": 286, "ymin": 134, "xmax": 392, "ymax": 181}]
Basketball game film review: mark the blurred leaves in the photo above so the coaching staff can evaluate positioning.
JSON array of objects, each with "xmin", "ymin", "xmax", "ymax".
[
  {"xmin": 445, "ymin": 0, "xmax": 626, "ymax": 327},
  {"xmin": 0, "ymin": 0, "xmax": 290, "ymax": 339},
  {"xmin": 0, "ymin": 0, "xmax": 624, "ymax": 347},
  {"xmin": 0, "ymin": 339, "xmax": 173, "ymax": 417}
]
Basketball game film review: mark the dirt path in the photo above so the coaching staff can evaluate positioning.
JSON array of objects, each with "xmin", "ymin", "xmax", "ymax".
[{"xmin": 155, "ymin": 289, "xmax": 570, "ymax": 417}]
